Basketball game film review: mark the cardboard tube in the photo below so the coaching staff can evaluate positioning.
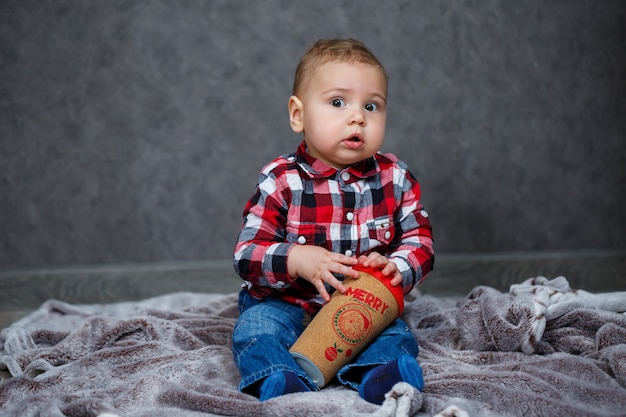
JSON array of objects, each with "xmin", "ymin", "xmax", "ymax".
[{"xmin": 289, "ymin": 266, "xmax": 404, "ymax": 387}]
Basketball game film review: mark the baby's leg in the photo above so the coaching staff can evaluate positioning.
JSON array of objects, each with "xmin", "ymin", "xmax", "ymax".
[
  {"xmin": 231, "ymin": 292, "xmax": 316, "ymax": 397},
  {"xmin": 335, "ymin": 318, "xmax": 422, "ymax": 403}
]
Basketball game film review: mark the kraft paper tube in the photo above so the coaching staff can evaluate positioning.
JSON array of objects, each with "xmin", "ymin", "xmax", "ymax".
[{"xmin": 289, "ymin": 265, "xmax": 404, "ymax": 387}]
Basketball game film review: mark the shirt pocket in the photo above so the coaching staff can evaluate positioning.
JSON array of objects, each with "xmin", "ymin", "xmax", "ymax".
[
  {"xmin": 367, "ymin": 217, "xmax": 395, "ymax": 246},
  {"xmin": 286, "ymin": 223, "xmax": 328, "ymax": 246}
]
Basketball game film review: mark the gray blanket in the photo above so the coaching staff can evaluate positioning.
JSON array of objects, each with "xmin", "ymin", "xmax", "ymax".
[{"xmin": 1, "ymin": 276, "xmax": 625, "ymax": 417}]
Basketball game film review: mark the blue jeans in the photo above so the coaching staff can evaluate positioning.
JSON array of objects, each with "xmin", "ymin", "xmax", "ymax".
[{"xmin": 232, "ymin": 290, "xmax": 419, "ymax": 394}]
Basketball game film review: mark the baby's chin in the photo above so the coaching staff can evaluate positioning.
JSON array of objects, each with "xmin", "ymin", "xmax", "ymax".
[{"xmin": 330, "ymin": 153, "xmax": 378, "ymax": 170}]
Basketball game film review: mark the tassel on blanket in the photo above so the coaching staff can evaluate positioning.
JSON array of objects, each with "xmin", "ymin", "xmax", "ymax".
[
  {"xmin": 374, "ymin": 382, "xmax": 423, "ymax": 417},
  {"xmin": 433, "ymin": 405, "xmax": 470, "ymax": 417}
]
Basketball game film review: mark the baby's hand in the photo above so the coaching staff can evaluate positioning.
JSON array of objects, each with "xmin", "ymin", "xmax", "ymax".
[
  {"xmin": 287, "ymin": 245, "xmax": 359, "ymax": 302},
  {"xmin": 357, "ymin": 253, "xmax": 403, "ymax": 287}
]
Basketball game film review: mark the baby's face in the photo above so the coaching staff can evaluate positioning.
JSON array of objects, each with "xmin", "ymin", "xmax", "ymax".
[{"xmin": 293, "ymin": 61, "xmax": 387, "ymax": 169}]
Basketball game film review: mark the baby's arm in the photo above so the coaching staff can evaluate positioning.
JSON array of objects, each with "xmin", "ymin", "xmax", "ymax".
[
  {"xmin": 384, "ymin": 167, "xmax": 434, "ymax": 289},
  {"xmin": 354, "ymin": 160, "xmax": 434, "ymax": 292},
  {"xmin": 287, "ymin": 244, "xmax": 359, "ymax": 302},
  {"xmin": 235, "ymin": 161, "xmax": 362, "ymax": 298}
]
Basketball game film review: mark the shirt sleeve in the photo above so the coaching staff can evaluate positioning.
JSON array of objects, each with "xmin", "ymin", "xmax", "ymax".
[
  {"xmin": 233, "ymin": 166, "xmax": 296, "ymax": 289},
  {"xmin": 388, "ymin": 165, "xmax": 435, "ymax": 291}
]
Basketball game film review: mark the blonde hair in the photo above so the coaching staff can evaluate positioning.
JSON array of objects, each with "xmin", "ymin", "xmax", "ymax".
[{"xmin": 292, "ymin": 38, "xmax": 387, "ymax": 96}]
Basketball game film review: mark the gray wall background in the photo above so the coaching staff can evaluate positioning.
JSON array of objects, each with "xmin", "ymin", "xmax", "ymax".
[{"xmin": 2, "ymin": 0, "xmax": 625, "ymax": 269}]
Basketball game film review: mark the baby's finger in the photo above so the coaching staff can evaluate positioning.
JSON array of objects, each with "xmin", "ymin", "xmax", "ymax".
[
  {"xmin": 382, "ymin": 262, "xmax": 397, "ymax": 275},
  {"xmin": 329, "ymin": 259, "xmax": 359, "ymax": 279},
  {"xmin": 315, "ymin": 280, "xmax": 331, "ymax": 302},
  {"xmin": 324, "ymin": 271, "xmax": 347, "ymax": 294},
  {"xmin": 357, "ymin": 254, "xmax": 370, "ymax": 265},
  {"xmin": 389, "ymin": 275, "xmax": 403, "ymax": 287},
  {"xmin": 334, "ymin": 255, "xmax": 358, "ymax": 268}
]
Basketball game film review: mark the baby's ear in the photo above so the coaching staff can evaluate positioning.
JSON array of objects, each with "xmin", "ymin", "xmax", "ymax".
[{"xmin": 288, "ymin": 95, "xmax": 304, "ymax": 133}]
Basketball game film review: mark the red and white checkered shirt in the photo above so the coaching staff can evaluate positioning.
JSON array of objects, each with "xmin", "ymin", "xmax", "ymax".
[{"xmin": 233, "ymin": 141, "xmax": 434, "ymax": 314}]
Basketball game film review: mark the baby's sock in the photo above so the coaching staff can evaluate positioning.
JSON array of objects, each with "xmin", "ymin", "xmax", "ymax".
[
  {"xmin": 359, "ymin": 355, "xmax": 424, "ymax": 405},
  {"xmin": 258, "ymin": 371, "xmax": 311, "ymax": 401}
]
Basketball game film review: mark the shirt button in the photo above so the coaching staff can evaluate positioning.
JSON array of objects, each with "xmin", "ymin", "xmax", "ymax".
[
  {"xmin": 341, "ymin": 172, "xmax": 350, "ymax": 181},
  {"xmin": 346, "ymin": 212, "xmax": 354, "ymax": 221},
  {"xmin": 297, "ymin": 236, "xmax": 306, "ymax": 244},
  {"xmin": 345, "ymin": 249, "xmax": 353, "ymax": 256},
  {"xmin": 420, "ymin": 210, "xmax": 429, "ymax": 218},
  {"xmin": 384, "ymin": 231, "xmax": 391, "ymax": 240}
]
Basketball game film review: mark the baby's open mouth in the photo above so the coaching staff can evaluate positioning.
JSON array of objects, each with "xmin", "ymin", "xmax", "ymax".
[
  {"xmin": 345, "ymin": 134, "xmax": 363, "ymax": 143},
  {"xmin": 343, "ymin": 135, "xmax": 364, "ymax": 149}
]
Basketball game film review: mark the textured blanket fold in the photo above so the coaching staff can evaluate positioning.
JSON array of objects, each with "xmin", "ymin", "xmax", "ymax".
[{"xmin": 1, "ymin": 277, "xmax": 625, "ymax": 417}]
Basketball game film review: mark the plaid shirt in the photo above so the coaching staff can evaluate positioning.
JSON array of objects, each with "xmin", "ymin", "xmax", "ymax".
[{"xmin": 234, "ymin": 141, "xmax": 434, "ymax": 314}]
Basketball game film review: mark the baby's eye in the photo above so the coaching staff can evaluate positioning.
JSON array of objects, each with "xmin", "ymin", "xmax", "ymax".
[
  {"xmin": 331, "ymin": 98, "xmax": 345, "ymax": 107},
  {"xmin": 365, "ymin": 102, "xmax": 378, "ymax": 112}
]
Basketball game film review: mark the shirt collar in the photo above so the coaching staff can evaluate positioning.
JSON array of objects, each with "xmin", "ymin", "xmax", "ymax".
[{"xmin": 295, "ymin": 140, "xmax": 380, "ymax": 181}]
